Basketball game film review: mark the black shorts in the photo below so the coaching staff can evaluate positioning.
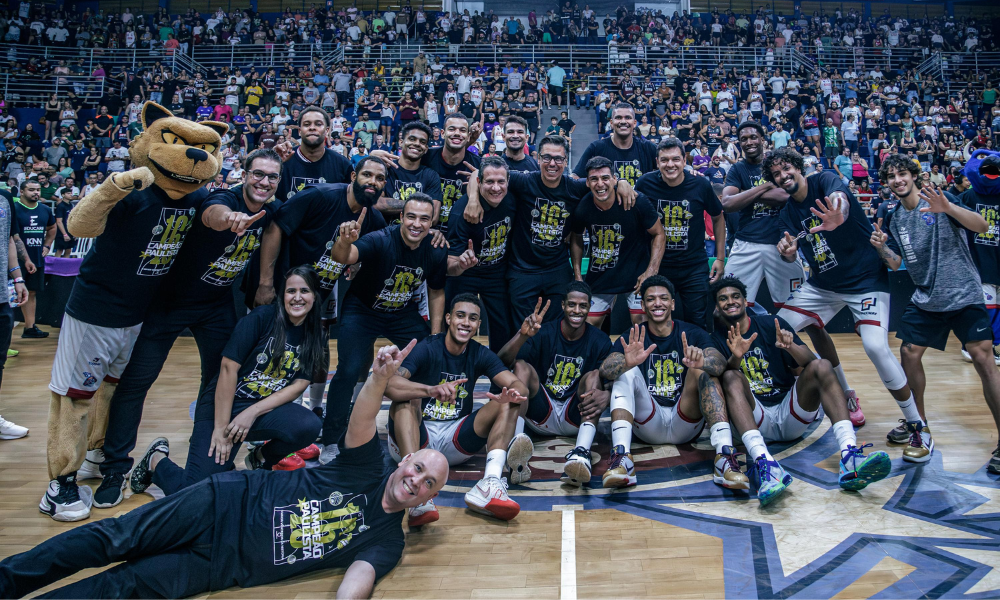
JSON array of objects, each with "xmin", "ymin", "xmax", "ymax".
[
  {"xmin": 895, "ymin": 302, "xmax": 991, "ymax": 351},
  {"xmin": 550, "ymin": 85, "xmax": 564, "ymax": 98},
  {"xmin": 23, "ymin": 261, "xmax": 45, "ymax": 292},
  {"xmin": 54, "ymin": 234, "xmax": 75, "ymax": 251}
]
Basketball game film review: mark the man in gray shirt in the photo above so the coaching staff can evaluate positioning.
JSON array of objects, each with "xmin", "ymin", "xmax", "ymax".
[
  {"xmin": 0, "ymin": 184, "xmax": 28, "ymax": 440},
  {"xmin": 871, "ymin": 154, "xmax": 1000, "ymax": 474}
]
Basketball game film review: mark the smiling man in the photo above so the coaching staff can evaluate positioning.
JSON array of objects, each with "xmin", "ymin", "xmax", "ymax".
[
  {"xmin": 0, "ymin": 343, "xmax": 449, "ymax": 599},
  {"xmin": 274, "ymin": 106, "xmax": 353, "ymax": 202},
  {"xmin": 421, "ymin": 114, "xmax": 481, "ymax": 234},
  {"xmin": 381, "ymin": 121, "xmax": 443, "ymax": 218},
  {"xmin": 501, "ymin": 115, "xmax": 540, "ymax": 173},
  {"xmin": 573, "ymin": 103, "xmax": 658, "ymax": 186}
]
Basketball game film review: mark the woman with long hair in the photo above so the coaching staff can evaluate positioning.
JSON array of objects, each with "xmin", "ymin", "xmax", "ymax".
[
  {"xmin": 44, "ymin": 93, "xmax": 60, "ymax": 141},
  {"xmin": 133, "ymin": 267, "xmax": 326, "ymax": 496}
]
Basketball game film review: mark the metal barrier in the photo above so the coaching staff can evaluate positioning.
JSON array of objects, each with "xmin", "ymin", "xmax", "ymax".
[
  {"xmin": 940, "ymin": 52, "xmax": 1000, "ymax": 94},
  {"xmin": 1, "ymin": 74, "xmax": 117, "ymax": 108},
  {"xmin": 192, "ymin": 43, "xmax": 345, "ymax": 72},
  {"xmin": 342, "ymin": 43, "xmax": 610, "ymax": 73},
  {"xmin": 0, "ymin": 43, "xmax": 198, "ymax": 76}
]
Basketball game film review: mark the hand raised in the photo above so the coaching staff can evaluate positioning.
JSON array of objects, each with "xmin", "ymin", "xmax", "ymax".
[
  {"xmin": 774, "ymin": 318, "xmax": 795, "ymax": 349},
  {"xmin": 726, "ymin": 325, "xmax": 757, "ymax": 359},
  {"xmin": 622, "ymin": 323, "xmax": 655, "ymax": 369},
  {"xmin": 870, "ymin": 220, "xmax": 888, "ymax": 249},
  {"xmin": 458, "ymin": 239, "xmax": 478, "ymax": 270},
  {"xmin": 372, "ymin": 339, "xmax": 417, "ymax": 378},
  {"xmin": 227, "ymin": 210, "xmax": 266, "ymax": 235},
  {"xmin": 681, "ymin": 331, "xmax": 705, "ymax": 369},
  {"xmin": 520, "ymin": 297, "xmax": 550, "ymax": 337},
  {"xmin": 808, "ymin": 195, "xmax": 847, "ymax": 232}
]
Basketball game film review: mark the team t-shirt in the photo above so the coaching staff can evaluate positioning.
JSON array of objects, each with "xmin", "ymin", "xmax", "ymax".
[
  {"xmin": 572, "ymin": 136, "xmax": 658, "ymax": 186},
  {"xmin": 399, "ymin": 333, "xmax": 508, "ymax": 421},
  {"xmin": 385, "ymin": 164, "xmax": 443, "ymax": 208},
  {"xmin": 208, "ymin": 433, "xmax": 403, "ymax": 590},
  {"xmin": 960, "ymin": 188, "xmax": 1000, "ymax": 286},
  {"xmin": 447, "ymin": 192, "xmax": 516, "ymax": 279},
  {"xmin": 14, "ymin": 200, "xmax": 54, "ymax": 266},
  {"xmin": 778, "ymin": 171, "xmax": 887, "ymax": 294},
  {"xmin": 347, "ymin": 225, "xmax": 448, "ymax": 313},
  {"xmin": 710, "ymin": 315, "xmax": 802, "ymax": 406},
  {"xmin": 66, "ymin": 185, "xmax": 207, "ymax": 328},
  {"xmin": 504, "ymin": 153, "xmax": 540, "ymax": 174},
  {"xmin": 273, "ymin": 183, "xmax": 387, "ymax": 297},
  {"xmin": 277, "ymin": 147, "xmax": 354, "ymax": 202},
  {"xmin": 569, "ymin": 192, "xmax": 659, "ymax": 294},
  {"xmin": 507, "ymin": 171, "xmax": 590, "ymax": 274},
  {"xmin": 517, "ymin": 320, "xmax": 612, "ymax": 402},
  {"xmin": 635, "ymin": 170, "xmax": 723, "ymax": 268},
  {"xmin": 725, "ymin": 160, "xmax": 783, "ymax": 245},
  {"xmin": 421, "ymin": 147, "xmax": 481, "ymax": 233},
  {"xmin": 609, "ymin": 320, "xmax": 713, "ymax": 407}
]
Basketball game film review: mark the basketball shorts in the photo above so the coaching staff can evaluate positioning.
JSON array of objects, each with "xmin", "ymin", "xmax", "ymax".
[
  {"xmin": 982, "ymin": 283, "xmax": 997, "ymax": 310},
  {"xmin": 895, "ymin": 302, "xmax": 991, "ymax": 351},
  {"xmin": 778, "ymin": 282, "xmax": 889, "ymax": 332},
  {"xmin": 387, "ymin": 412, "xmax": 487, "ymax": 466},
  {"xmin": 618, "ymin": 367, "xmax": 704, "ymax": 445},
  {"xmin": 525, "ymin": 388, "xmax": 581, "ymax": 436},
  {"xmin": 589, "ymin": 292, "xmax": 642, "ymax": 318},
  {"xmin": 724, "ymin": 240, "xmax": 806, "ymax": 307},
  {"xmin": 413, "ymin": 281, "xmax": 429, "ymax": 320},
  {"xmin": 49, "ymin": 314, "xmax": 142, "ymax": 399},
  {"xmin": 753, "ymin": 384, "xmax": 821, "ymax": 442}
]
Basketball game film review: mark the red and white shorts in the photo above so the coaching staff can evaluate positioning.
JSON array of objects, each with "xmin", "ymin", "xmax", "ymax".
[
  {"xmin": 388, "ymin": 416, "xmax": 481, "ymax": 466},
  {"xmin": 590, "ymin": 292, "xmax": 642, "ymax": 318},
  {"xmin": 49, "ymin": 314, "xmax": 142, "ymax": 399},
  {"xmin": 983, "ymin": 284, "xmax": 997, "ymax": 310},
  {"xmin": 753, "ymin": 384, "xmax": 822, "ymax": 442},
  {"xmin": 777, "ymin": 282, "xmax": 889, "ymax": 333}
]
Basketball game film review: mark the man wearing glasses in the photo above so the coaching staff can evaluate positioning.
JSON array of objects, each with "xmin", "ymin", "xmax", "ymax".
[{"xmin": 93, "ymin": 149, "xmax": 284, "ymax": 510}]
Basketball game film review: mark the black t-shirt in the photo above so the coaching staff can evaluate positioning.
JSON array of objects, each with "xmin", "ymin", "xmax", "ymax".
[
  {"xmin": 54, "ymin": 202, "xmax": 71, "ymax": 236},
  {"xmin": 504, "ymin": 153, "xmax": 540, "ymax": 174},
  {"xmin": 447, "ymin": 192, "xmax": 516, "ymax": 279},
  {"xmin": 572, "ymin": 137, "xmax": 658, "ymax": 186},
  {"xmin": 517, "ymin": 320, "xmax": 611, "ymax": 401},
  {"xmin": 400, "ymin": 333, "xmax": 507, "ymax": 421},
  {"xmin": 273, "ymin": 183, "xmax": 387, "ymax": 296},
  {"xmin": 66, "ymin": 186, "xmax": 207, "ymax": 328},
  {"xmin": 569, "ymin": 192, "xmax": 659, "ymax": 294},
  {"xmin": 0, "ymin": 189, "xmax": 19, "ymax": 239},
  {"xmin": 710, "ymin": 315, "xmax": 802, "ymax": 406},
  {"xmin": 277, "ymin": 147, "xmax": 354, "ymax": 202},
  {"xmin": 609, "ymin": 320, "xmax": 712, "ymax": 407},
  {"xmin": 635, "ymin": 171, "xmax": 723, "ymax": 268},
  {"xmin": 385, "ymin": 164, "xmax": 443, "ymax": 207},
  {"xmin": 14, "ymin": 200, "xmax": 54, "ymax": 265},
  {"xmin": 960, "ymin": 189, "xmax": 1000, "ymax": 285},
  {"xmin": 347, "ymin": 225, "xmax": 447, "ymax": 313},
  {"xmin": 159, "ymin": 185, "xmax": 277, "ymax": 306},
  {"xmin": 724, "ymin": 159, "xmax": 782, "ymax": 245},
  {"xmin": 779, "ymin": 171, "xmax": 887, "ymax": 294},
  {"xmin": 421, "ymin": 147, "xmax": 480, "ymax": 234},
  {"xmin": 209, "ymin": 432, "xmax": 403, "ymax": 590},
  {"xmin": 508, "ymin": 171, "xmax": 589, "ymax": 274}
]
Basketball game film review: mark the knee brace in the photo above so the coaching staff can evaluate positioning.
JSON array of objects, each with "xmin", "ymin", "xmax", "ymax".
[
  {"xmin": 858, "ymin": 324, "xmax": 908, "ymax": 391},
  {"xmin": 610, "ymin": 367, "xmax": 642, "ymax": 416}
]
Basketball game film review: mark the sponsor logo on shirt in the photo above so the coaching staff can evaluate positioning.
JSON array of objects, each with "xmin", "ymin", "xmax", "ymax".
[
  {"xmin": 645, "ymin": 351, "xmax": 684, "ymax": 405},
  {"xmin": 861, "ymin": 296, "xmax": 878, "ymax": 313},
  {"xmin": 423, "ymin": 371, "xmax": 468, "ymax": 421},
  {"xmin": 975, "ymin": 203, "xmax": 1000, "ymax": 247},
  {"xmin": 201, "ymin": 227, "xmax": 263, "ymax": 286},
  {"xmin": 801, "ymin": 216, "xmax": 838, "ymax": 273},
  {"xmin": 530, "ymin": 198, "xmax": 570, "ymax": 248},
  {"xmin": 372, "ymin": 265, "xmax": 423, "ymax": 311},
  {"xmin": 479, "ymin": 218, "xmax": 510, "ymax": 266},
  {"xmin": 272, "ymin": 493, "xmax": 369, "ymax": 565},
  {"xmin": 545, "ymin": 353, "xmax": 584, "ymax": 396},
  {"xmin": 657, "ymin": 198, "xmax": 693, "ymax": 251},
  {"xmin": 138, "ymin": 207, "xmax": 196, "ymax": 276}
]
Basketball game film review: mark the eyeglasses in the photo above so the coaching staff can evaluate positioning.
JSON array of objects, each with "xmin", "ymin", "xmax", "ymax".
[
  {"xmin": 539, "ymin": 154, "xmax": 566, "ymax": 165},
  {"xmin": 250, "ymin": 170, "xmax": 280, "ymax": 183}
]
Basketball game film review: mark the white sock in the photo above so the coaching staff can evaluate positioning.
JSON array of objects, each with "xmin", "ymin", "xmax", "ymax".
[
  {"xmin": 895, "ymin": 393, "xmax": 924, "ymax": 425},
  {"xmin": 575, "ymin": 422, "xmax": 597, "ymax": 450},
  {"xmin": 741, "ymin": 429, "xmax": 773, "ymax": 462},
  {"xmin": 611, "ymin": 420, "xmax": 632, "ymax": 453},
  {"xmin": 833, "ymin": 363, "xmax": 852, "ymax": 393},
  {"xmin": 710, "ymin": 422, "xmax": 733, "ymax": 454},
  {"xmin": 308, "ymin": 383, "xmax": 326, "ymax": 410},
  {"xmin": 832, "ymin": 419, "xmax": 857, "ymax": 453},
  {"xmin": 515, "ymin": 416, "xmax": 525, "ymax": 436},
  {"xmin": 484, "ymin": 449, "xmax": 506, "ymax": 479}
]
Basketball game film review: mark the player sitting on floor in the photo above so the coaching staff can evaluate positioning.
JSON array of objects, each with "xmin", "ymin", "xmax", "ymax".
[{"xmin": 385, "ymin": 293, "xmax": 531, "ymax": 526}]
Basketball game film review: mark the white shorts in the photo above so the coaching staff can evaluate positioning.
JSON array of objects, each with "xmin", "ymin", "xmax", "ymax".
[
  {"xmin": 321, "ymin": 281, "xmax": 339, "ymax": 320},
  {"xmin": 983, "ymin": 283, "xmax": 997, "ymax": 310},
  {"xmin": 616, "ymin": 367, "xmax": 704, "ymax": 445},
  {"xmin": 589, "ymin": 292, "xmax": 642, "ymax": 318},
  {"xmin": 49, "ymin": 314, "xmax": 142, "ymax": 399},
  {"xmin": 526, "ymin": 388, "xmax": 581, "ymax": 436},
  {"xmin": 724, "ymin": 240, "xmax": 806, "ymax": 308},
  {"xmin": 777, "ymin": 281, "xmax": 889, "ymax": 332},
  {"xmin": 414, "ymin": 281, "xmax": 429, "ymax": 320},
  {"xmin": 752, "ymin": 384, "xmax": 822, "ymax": 442},
  {"xmin": 388, "ymin": 416, "xmax": 480, "ymax": 466}
]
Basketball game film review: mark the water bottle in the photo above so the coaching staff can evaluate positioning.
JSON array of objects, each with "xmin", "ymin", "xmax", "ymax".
[{"xmin": 7, "ymin": 279, "xmax": 17, "ymax": 308}]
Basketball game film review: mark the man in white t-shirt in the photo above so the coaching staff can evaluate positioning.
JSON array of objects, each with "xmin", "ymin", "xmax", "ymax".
[{"xmin": 104, "ymin": 141, "xmax": 129, "ymax": 173}]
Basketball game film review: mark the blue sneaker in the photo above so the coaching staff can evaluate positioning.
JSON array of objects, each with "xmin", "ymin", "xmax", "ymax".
[
  {"xmin": 748, "ymin": 455, "xmax": 792, "ymax": 506},
  {"xmin": 839, "ymin": 443, "xmax": 891, "ymax": 491}
]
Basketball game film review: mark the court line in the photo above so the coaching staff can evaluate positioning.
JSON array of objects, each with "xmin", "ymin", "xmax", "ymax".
[{"xmin": 554, "ymin": 504, "xmax": 582, "ymax": 600}]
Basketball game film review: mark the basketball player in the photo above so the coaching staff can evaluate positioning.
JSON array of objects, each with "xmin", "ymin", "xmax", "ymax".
[
  {"xmin": 597, "ymin": 276, "xmax": 746, "ymax": 491},
  {"xmin": 386, "ymin": 294, "xmax": 530, "ymax": 526},
  {"xmin": 635, "ymin": 138, "xmax": 726, "ymax": 328},
  {"xmin": 498, "ymin": 284, "xmax": 613, "ymax": 486},
  {"xmin": 710, "ymin": 276, "xmax": 892, "ymax": 503},
  {"xmin": 765, "ymin": 148, "xmax": 926, "ymax": 459},
  {"xmin": 274, "ymin": 106, "xmax": 353, "ymax": 202},
  {"xmin": 323, "ymin": 193, "xmax": 447, "ymax": 463},
  {"xmin": 570, "ymin": 157, "xmax": 665, "ymax": 327},
  {"xmin": 93, "ymin": 149, "xmax": 282, "ymax": 509},
  {"xmin": 380, "ymin": 121, "xmax": 443, "ymax": 218},
  {"xmin": 0, "ymin": 342, "xmax": 449, "ymax": 599},
  {"xmin": 722, "ymin": 122, "xmax": 864, "ymax": 426},
  {"xmin": 573, "ymin": 103, "xmax": 658, "ymax": 186},
  {"xmin": 501, "ymin": 116, "xmax": 540, "ymax": 173},
  {"xmin": 421, "ymin": 114, "xmax": 481, "ymax": 234},
  {"xmin": 872, "ymin": 154, "xmax": 1000, "ymax": 472}
]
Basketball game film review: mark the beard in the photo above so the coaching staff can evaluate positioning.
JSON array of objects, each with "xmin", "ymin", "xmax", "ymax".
[{"xmin": 352, "ymin": 179, "xmax": 381, "ymax": 207}]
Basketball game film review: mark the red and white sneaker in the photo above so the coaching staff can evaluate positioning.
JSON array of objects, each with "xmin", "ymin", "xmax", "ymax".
[
  {"xmin": 272, "ymin": 454, "xmax": 306, "ymax": 471},
  {"xmin": 465, "ymin": 475, "xmax": 520, "ymax": 520},
  {"xmin": 408, "ymin": 499, "xmax": 439, "ymax": 528},
  {"xmin": 295, "ymin": 444, "xmax": 321, "ymax": 461},
  {"xmin": 846, "ymin": 390, "xmax": 865, "ymax": 427}
]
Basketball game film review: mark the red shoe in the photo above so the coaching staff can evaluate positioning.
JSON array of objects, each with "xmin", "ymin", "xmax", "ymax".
[
  {"xmin": 295, "ymin": 444, "xmax": 320, "ymax": 461},
  {"xmin": 464, "ymin": 475, "xmax": 520, "ymax": 521},
  {"xmin": 272, "ymin": 454, "xmax": 306, "ymax": 471},
  {"xmin": 847, "ymin": 390, "xmax": 865, "ymax": 427},
  {"xmin": 408, "ymin": 499, "xmax": 440, "ymax": 527}
]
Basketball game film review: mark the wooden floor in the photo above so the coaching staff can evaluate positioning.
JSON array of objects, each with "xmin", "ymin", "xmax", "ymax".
[{"xmin": 1, "ymin": 328, "xmax": 999, "ymax": 599}]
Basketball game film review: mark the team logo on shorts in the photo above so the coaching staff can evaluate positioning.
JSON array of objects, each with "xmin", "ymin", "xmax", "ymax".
[
  {"xmin": 861, "ymin": 297, "xmax": 877, "ymax": 312},
  {"xmin": 789, "ymin": 278, "xmax": 803, "ymax": 293}
]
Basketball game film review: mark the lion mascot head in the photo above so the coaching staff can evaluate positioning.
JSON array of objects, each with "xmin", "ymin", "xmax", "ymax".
[{"xmin": 964, "ymin": 148, "xmax": 1000, "ymax": 197}]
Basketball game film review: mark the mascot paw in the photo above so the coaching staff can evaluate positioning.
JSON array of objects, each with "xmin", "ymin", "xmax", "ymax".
[{"xmin": 112, "ymin": 167, "xmax": 156, "ymax": 192}]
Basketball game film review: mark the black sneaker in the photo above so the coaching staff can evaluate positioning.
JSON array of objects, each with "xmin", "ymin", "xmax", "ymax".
[
  {"xmin": 93, "ymin": 471, "xmax": 127, "ymax": 508},
  {"xmin": 244, "ymin": 444, "xmax": 265, "ymax": 470},
  {"xmin": 130, "ymin": 437, "xmax": 169, "ymax": 494},
  {"xmin": 989, "ymin": 444, "xmax": 1000, "ymax": 475},
  {"xmin": 21, "ymin": 325, "xmax": 49, "ymax": 339}
]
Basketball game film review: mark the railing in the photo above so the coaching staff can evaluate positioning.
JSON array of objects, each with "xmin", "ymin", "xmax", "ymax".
[
  {"xmin": 0, "ymin": 74, "xmax": 117, "ymax": 108},
  {"xmin": 191, "ymin": 42, "xmax": 344, "ymax": 72},
  {"xmin": 0, "ymin": 44, "xmax": 199, "ymax": 77},
  {"xmin": 940, "ymin": 52, "xmax": 1000, "ymax": 94},
  {"xmin": 341, "ymin": 43, "xmax": 610, "ymax": 74},
  {"xmin": 915, "ymin": 53, "xmax": 943, "ymax": 83},
  {"xmin": 607, "ymin": 44, "xmax": 807, "ymax": 75}
]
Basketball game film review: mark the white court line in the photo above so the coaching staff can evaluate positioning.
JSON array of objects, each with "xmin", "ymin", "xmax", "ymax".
[{"xmin": 554, "ymin": 505, "xmax": 582, "ymax": 600}]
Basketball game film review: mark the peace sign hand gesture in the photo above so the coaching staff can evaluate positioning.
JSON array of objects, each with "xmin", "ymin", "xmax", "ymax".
[
  {"xmin": 519, "ymin": 298, "xmax": 550, "ymax": 337},
  {"xmin": 622, "ymin": 323, "xmax": 655, "ymax": 369}
]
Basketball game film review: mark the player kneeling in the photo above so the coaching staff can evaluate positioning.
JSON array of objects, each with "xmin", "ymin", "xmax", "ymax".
[
  {"xmin": 386, "ymin": 294, "xmax": 531, "ymax": 526},
  {"xmin": 710, "ymin": 276, "xmax": 891, "ymax": 505}
]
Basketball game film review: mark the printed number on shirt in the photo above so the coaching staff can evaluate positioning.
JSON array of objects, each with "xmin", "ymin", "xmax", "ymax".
[
  {"xmin": 530, "ymin": 198, "xmax": 570, "ymax": 247},
  {"xmin": 139, "ymin": 207, "xmax": 196, "ymax": 276},
  {"xmin": 272, "ymin": 494, "xmax": 368, "ymax": 565}
]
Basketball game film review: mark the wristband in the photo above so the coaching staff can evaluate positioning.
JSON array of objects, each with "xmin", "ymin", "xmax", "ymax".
[
  {"xmin": 12, "ymin": 278, "xmax": 24, "ymax": 284},
  {"xmin": 43, "ymin": 245, "xmax": 51, "ymax": 249},
  {"xmin": 8, "ymin": 267, "xmax": 19, "ymax": 273}
]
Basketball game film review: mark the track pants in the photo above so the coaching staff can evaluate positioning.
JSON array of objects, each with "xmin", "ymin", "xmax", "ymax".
[
  {"xmin": 445, "ymin": 275, "xmax": 512, "ymax": 352},
  {"xmin": 507, "ymin": 266, "xmax": 572, "ymax": 327}
]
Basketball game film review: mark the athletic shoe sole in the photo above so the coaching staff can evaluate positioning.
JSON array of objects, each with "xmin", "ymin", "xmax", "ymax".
[
  {"xmin": 130, "ymin": 437, "xmax": 169, "ymax": 494},
  {"xmin": 506, "ymin": 434, "xmax": 533, "ymax": 485},
  {"xmin": 713, "ymin": 473, "xmax": 751, "ymax": 490},
  {"xmin": 93, "ymin": 476, "xmax": 127, "ymax": 509},
  {"xmin": 840, "ymin": 451, "xmax": 892, "ymax": 491},
  {"xmin": 757, "ymin": 474, "xmax": 792, "ymax": 507},
  {"xmin": 562, "ymin": 459, "xmax": 592, "ymax": 487},
  {"xmin": 0, "ymin": 431, "xmax": 28, "ymax": 440},
  {"xmin": 601, "ymin": 472, "xmax": 637, "ymax": 489},
  {"xmin": 887, "ymin": 427, "xmax": 909, "ymax": 444},
  {"xmin": 988, "ymin": 461, "xmax": 1000, "ymax": 475},
  {"xmin": 39, "ymin": 486, "xmax": 92, "ymax": 522},
  {"xmin": 408, "ymin": 509, "xmax": 440, "ymax": 528}
]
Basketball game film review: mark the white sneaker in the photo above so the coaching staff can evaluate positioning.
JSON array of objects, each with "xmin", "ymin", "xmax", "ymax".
[
  {"xmin": 561, "ymin": 446, "xmax": 593, "ymax": 487},
  {"xmin": 39, "ymin": 477, "xmax": 93, "ymax": 522},
  {"xmin": 962, "ymin": 348, "xmax": 973, "ymax": 362},
  {"xmin": 318, "ymin": 444, "xmax": 339, "ymax": 465},
  {"xmin": 408, "ymin": 499, "xmax": 439, "ymax": 527},
  {"xmin": 78, "ymin": 448, "xmax": 105, "ymax": 480},
  {"xmin": 464, "ymin": 475, "xmax": 520, "ymax": 521},
  {"xmin": 0, "ymin": 414, "xmax": 28, "ymax": 440},
  {"xmin": 506, "ymin": 433, "xmax": 533, "ymax": 485}
]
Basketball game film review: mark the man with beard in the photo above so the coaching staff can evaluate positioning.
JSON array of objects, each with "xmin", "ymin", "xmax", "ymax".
[
  {"xmin": 502, "ymin": 116, "xmax": 540, "ymax": 173},
  {"xmin": 92, "ymin": 149, "xmax": 283, "ymax": 509},
  {"xmin": 765, "ymin": 148, "xmax": 926, "ymax": 459},
  {"xmin": 722, "ymin": 122, "xmax": 864, "ymax": 427},
  {"xmin": 385, "ymin": 294, "xmax": 530, "ymax": 527},
  {"xmin": 274, "ymin": 106, "xmax": 353, "ymax": 201},
  {"xmin": 710, "ymin": 276, "xmax": 891, "ymax": 504},
  {"xmin": 380, "ymin": 121, "xmax": 443, "ymax": 219},
  {"xmin": 323, "ymin": 193, "xmax": 448, "ymax": 463},
  {"xmin": 421, "ymin": 114, "xmax": 481, "ymax": 234},
  {"xmin": 572, "ymin": 103, "xmax": 657, "ymax": 187}
]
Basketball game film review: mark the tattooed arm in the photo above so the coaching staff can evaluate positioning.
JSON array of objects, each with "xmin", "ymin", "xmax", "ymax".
[
  {"xmin": 599, "ymin": 352, "xmax": 628, "ymax": 382},
  {"xmin": 701, "ymin": 347, "xmax": 728, "ymax": 377},
  {"xmin": 869, "ymin": 221, "xmax": 902, "ymax": 271},
  {"xmin": 698, "ymin": 372, "xmax": 728, "ymax": 428},
  {"xmin": 13, "ymin": 237, "xmax": 27, "ymax": 263}
]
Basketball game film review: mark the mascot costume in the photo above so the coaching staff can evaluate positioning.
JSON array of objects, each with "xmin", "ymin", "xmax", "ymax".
[
  {"xmin": 40, "ymin": 102, "xmax": 225, "ymax": 521},
  {"xmin": 962, "ymin": 149, "xmax": 1000, "ymax": 354}
]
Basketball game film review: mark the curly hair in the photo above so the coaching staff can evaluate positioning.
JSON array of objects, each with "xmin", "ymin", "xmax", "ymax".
[
  {"xmin": 878, "ymin": 153, "xmax": 922, "ymax": 188},
  {"xmin": 761, "ymin": 147, "xmax": 805, "ymax": 184}
]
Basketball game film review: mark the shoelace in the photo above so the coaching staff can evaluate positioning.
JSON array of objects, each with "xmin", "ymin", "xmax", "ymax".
[
  {"xmin": 841, "ymin": 442, "xmax": 872, "ymax": 466},
  {"xmin": 721, "ymin": 449, "xmax": 743, "ymax": 474},
  {"xmin": 564, "ymin": 446, "xmax": 589, "ymax": 461},
  {"xmin": 754, "ymin": 456, "xmax": 772, "ymax": 483},
  {"xmin": 0, "ymin": 415, "xmax": 10, "ymax": 428},
  {"xmin": 608, "ymin": 451, "xmax": 626, "ymax": 470},
  {"xmin": 907, "ymin": 424, "xmax": 924, "ymax": 449},
  {"xmin": 847, "ymin": 396, "xmax": 859, "ymax": 412},
  {"xmin": 484, "ymin": 476, "xmax": 509, "ymax": 498}
]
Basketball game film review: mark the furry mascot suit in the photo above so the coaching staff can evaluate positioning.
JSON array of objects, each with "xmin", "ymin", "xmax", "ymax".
[
  {"xmin": 40, "ymin": 102, "xmax": 226, "ymax": 521},
  {"xmin": 961, "ymin": 149, "xmax": 1000, "ymax": 351}
]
